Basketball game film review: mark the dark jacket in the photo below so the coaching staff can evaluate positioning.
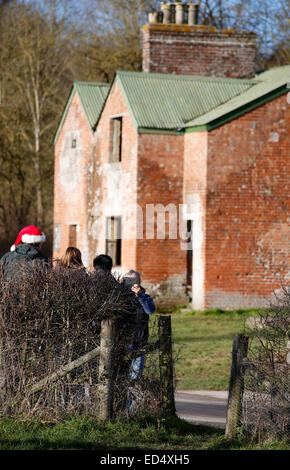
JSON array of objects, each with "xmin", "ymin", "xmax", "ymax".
[
  {"xmin": 0, "ymin": 244, "xmax": 49, "ymax": 281},
  {"xmin": 132, "ymin": 287, "xmax": 155, "ymax": 349}
]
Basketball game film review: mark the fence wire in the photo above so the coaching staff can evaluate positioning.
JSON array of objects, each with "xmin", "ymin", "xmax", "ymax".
[
  {"xmin": 242, "ymin": 351, "xmax": 289, "ymax": 441},
  {"xmin": 233, "ymin": 294, "xmax": 290, "ymax": 442}
]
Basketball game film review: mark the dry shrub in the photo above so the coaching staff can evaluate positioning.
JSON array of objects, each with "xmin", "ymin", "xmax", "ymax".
[{"xmin": 0, "ymin": 263, "xmax": 161, "ymax": 421}]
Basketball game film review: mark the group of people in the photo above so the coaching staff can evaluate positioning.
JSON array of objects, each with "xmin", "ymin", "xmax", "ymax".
[{"xmin": 0, "ymin": 225, "xmax": 156, "ymax": 384}]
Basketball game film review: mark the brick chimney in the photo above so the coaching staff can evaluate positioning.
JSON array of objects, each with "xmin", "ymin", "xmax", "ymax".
[{"xmin": 142, "ymin": 1, "xmax": 256, "ymax": 79}]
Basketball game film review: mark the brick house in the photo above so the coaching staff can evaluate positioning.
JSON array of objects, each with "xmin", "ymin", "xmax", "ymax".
[{"xmin": 54, "ymin": 2, "xmax": 290, "ymax": 310}]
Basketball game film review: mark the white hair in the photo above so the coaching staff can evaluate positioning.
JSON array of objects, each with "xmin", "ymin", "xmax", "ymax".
[{"xmin": 124, "ymin": 269, "xmax": 141, "ymax": 283}]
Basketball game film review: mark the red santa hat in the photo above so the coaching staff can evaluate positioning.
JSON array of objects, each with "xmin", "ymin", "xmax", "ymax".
[{"xmin": 10, "ymin": 225, "xmax": 46, "ymax": 252}]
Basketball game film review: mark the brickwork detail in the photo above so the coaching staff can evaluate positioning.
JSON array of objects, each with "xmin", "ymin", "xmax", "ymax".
[
  {"xmin": 136, "ymin": 133, "xmax": 187, "ymax": 309},
  {"xmin": 205, "ymin": 94, "xmax": 290, "ymax": 308},
  {"xmin": 142, "ymin": 24, "xmax": 256, "ymax": 78}
]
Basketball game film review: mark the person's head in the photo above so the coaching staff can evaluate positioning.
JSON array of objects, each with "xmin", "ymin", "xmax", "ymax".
[
  {"xmin": 93, "ymin": 254, "xmax": 113, "ymax": 273},
  {"xmin": 10, "ymin": 225, "xmax": 46, "ymax": 252},
  {"xmin": 60, "ymin": 247, "xmax": 84, "ymax": 268},
  {"xmin": 121, "ymin": 270, "xmax": 141, "ymax": 288}
]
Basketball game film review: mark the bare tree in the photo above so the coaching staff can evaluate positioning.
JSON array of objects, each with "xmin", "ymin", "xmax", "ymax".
[
  {"xmin": 0, "ymin": 0, "xmax": 80, "ymax": 240},
  {"xmin": 74, "ymin": 0, "xmax": 159, "ymax": 82}
]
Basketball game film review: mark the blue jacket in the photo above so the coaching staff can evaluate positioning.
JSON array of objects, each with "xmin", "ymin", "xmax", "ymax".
[{"xmin": 137, "ymin": 292, "xmax": 156, "ymax": 315}]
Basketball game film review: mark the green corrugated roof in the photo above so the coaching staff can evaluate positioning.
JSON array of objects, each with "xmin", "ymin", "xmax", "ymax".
[
  {"xmin": 115, "ymin": 70, "xmax": 255, "ymax": 131},
  {"xmin": 54, "ymin": 81, "xmax": 110, "ymax": 144},
  {"xmin": 75, "ymin": 81, "xmax": 110, "ymax": 129},
  {"xmin": 184, "ymin": 66, "xmax": 290, "ymax": 129},
  {"xmin": 55, "ymin": 66, "xmax": 290, "ymax": 142}
]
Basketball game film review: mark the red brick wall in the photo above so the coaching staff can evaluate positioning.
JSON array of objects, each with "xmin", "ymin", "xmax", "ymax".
[
  {"xmin": 205, "ymin": 94, "xmax": 290, "ymax": 308},
  {"xmin": 54, "ymin": 91, "xmax": 93, "ymax": 266},
  {"xmin": 54, "ymin": 80, "xmax": 289, "ymax": 311},
  {"xmin": 136, "ymin": 133, "xmax": 187, "ymax": 308},
  {"xmin": 142, "ymin": 24, "xmax": 256, "ymax": 78}
]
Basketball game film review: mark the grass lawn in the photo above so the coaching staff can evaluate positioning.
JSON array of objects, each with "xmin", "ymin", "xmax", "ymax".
[
  {"xmin": 1, "ymin": 307, "xmax": 288, "ymax": 451},
  {"xmin": 0, "ymin": 415, "xmax": 288, "ymax": 451},
  {"xmin": 165, "ymin": 308, "xmax": 260, "ymax": 390}
]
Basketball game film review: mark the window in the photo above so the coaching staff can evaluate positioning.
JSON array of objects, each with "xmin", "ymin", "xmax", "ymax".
[
  {"xmin": 110, "ymin": 117, "xmax": 123, "ymax": 162},
  {"xmin": 106, "ymin": 217, "xmax": 121, "ymax": 266},
  {"xmin": 54, "ymin": 224, "xmax": 61, "ymax": 252},
  {"xmin": 72, "ymin": 139, "xmax": 77, "ymax": 148},
  {"xmin": 68, "ymin": 224, "xmax": 77, "ymax": 246}
]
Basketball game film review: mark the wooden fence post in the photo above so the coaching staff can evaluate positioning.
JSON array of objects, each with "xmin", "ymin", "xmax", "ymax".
[
  {"xmin": 226, "ymin": 333, "xmax": 249, "ymax": 438},
  {"xmin": 158, "ymin": 315, "xmax": 176, "ymax": 416},
  {"xmin": 97, "ymin": 318, "xmax": 117, "ymax": 423}
]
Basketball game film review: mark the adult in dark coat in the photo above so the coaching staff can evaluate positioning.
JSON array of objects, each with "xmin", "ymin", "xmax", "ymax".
[{"xmin": 0, "ymin": 225, "xmax": 48, "ymax": 281}]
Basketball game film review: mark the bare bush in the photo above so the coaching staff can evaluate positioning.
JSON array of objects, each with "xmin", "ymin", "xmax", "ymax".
[
  {"xmin": 0, "ymin": 264, "xmax": 161, "ymax": 421},
  {"xmin": 242, "ymin": 284, "xmax": 290, "ymax": 440}
]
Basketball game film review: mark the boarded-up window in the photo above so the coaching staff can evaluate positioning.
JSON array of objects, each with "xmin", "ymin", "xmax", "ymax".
[
  {"xmin": 68, "ymin": 224, "xmax": 77, "ymax": 247},
  {"xmin": 110, "ymin": 117, "xmax": 123, "ymax": 162},
  {"xmin": 106, "ymin": 217, "xmax": 121, "ymax": 266}
]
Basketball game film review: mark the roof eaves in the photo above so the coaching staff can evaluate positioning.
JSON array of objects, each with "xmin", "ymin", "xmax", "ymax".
[
  {"xmin": 76, "ymin": 82, "xmax": 110, "ymax": 133},
  {"xmin": 92, "ymin": 73, "xmax": 146, "ymax": 133},
  {"xmin": 115, "ymin": 69, "xmax": 254, "ymax": 85},
  {"xmin": 137, "ymin": 127, "xmax": 184, "ymax": 135},
  {"xmin": 93, "ymin": 77, "xmax": 116, "ymax": 132},
  {"xmin": 53, "ymin": 84, "xmax": 75, "ymax": 145},
  {"xmin": 115, "ymin": 72, "xmax": 140, "ymax": 133},
  {"xmin": 54, "ymin": 81, "xmax": 111, "ymax": 145}
]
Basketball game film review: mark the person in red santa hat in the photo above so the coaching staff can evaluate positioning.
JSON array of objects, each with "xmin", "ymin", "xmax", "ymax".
[{"xmin": 0, "ymin": 225, "xmax": 49, "ymax": 280}]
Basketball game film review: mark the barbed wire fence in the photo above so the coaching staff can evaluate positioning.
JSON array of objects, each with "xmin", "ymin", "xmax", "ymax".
[
  {"xmin": 226, "ymin": 284, "xmax": 290, "ymax": 443},
  {"xmin": 0, "ymin": 265, "xmax": 175, "ymax": 422}
]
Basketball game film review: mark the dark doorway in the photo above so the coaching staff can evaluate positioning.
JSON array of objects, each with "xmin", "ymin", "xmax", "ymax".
[
  {"xmin": 68, "ymin": 224, "xmax": 77, "ymax": 247},
  {"xmin": 186, "ymin": 220, "xmax": 193, "ymax": 288}
]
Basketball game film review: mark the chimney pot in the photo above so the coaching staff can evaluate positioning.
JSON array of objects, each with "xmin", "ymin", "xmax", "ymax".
[
  {"xmin": 148, "ymin": 11, "xmax": 159, "ymax": 23},
  {"xmin": 175, "ymin": 2, "xmax": 185, "ymax": 25},
  {"xmin": 188, "ymin": 3, "xmax": 199, "ymax": 25},
  {"xmin": 161, "ymin": 2, "xmax": 172, "ymax": 24}
]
